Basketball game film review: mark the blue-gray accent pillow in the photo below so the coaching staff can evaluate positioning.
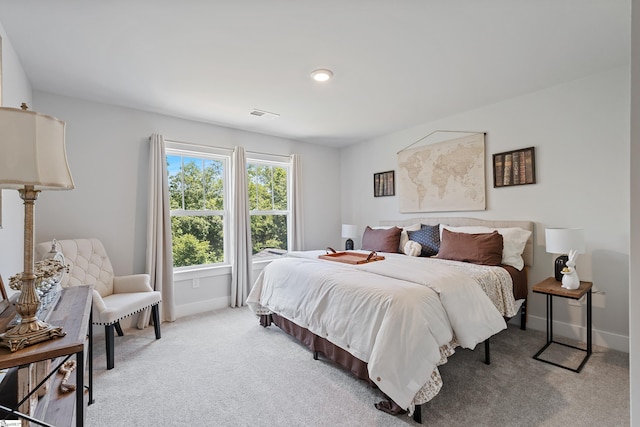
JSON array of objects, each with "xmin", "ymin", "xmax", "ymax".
[{"xmin": 407, "ymin": 224, "xmax": 440, "ymax": 257}]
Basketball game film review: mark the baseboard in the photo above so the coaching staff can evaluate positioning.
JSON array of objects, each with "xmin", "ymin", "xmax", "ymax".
[
  {"xmin": 525, "ymin": 314, "xmax": 629, "ymax": 353},
  {"xmin": 175, "ymin": 296, "xmax": 231, "ymax": 318}
]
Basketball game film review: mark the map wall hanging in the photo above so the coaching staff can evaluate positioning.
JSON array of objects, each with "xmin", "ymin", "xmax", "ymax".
[{"xmin": 397, "ymin": 132, "xmax": 486, "ymax": 213}]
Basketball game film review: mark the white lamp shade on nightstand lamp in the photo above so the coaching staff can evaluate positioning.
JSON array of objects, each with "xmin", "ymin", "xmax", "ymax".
[
  {"xmin": 342, "ymin": 224, "xmax": 358, "ymax": 250},
  {"xmin": 545, "ymin": 228, "xmax": 585, "ymax": 282}
]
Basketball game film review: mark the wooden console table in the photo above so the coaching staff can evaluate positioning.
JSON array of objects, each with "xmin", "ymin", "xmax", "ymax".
[{"xmin": 0, "ymin": 285, "xmax": 93, "ymax": 426}]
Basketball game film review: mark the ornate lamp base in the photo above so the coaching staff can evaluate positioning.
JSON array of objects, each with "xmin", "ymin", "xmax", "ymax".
[
  {"xmin": 0, "ymin": 319, "xmax": 65, "ymax": 352},
  {"xmin": 0, "ymin": 186, "xmax": 67, "ymax": 352}
]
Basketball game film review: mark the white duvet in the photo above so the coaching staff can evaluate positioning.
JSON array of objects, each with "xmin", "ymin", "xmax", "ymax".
[{"xmin": 246, "ymin": 250, "xmax": 507, "ymax": 410}]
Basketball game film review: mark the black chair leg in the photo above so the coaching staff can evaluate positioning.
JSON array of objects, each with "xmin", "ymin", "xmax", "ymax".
[
  {"xmin": 105, "ymin": 324, "xmax": 115, "ymax": 370},
  {"xmin": 152, "ymin": 304, "xmax": 161, "ymax": 339},
  {"xmin": 114, "ymin": 321, "xmax": 124, "ymax": 336},
  {"xmin": 484, "ymin": 339, "xmax": 491, "ymax": 365}
]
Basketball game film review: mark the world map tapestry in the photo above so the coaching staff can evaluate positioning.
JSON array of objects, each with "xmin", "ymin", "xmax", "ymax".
[{"xmin": 397, "ymin": 133, "xmax": 485, "ymax": 213}]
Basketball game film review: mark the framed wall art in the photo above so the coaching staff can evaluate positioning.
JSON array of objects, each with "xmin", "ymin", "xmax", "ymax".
[
  {"xmin": 493, "ymin": 146, "xmax": 536, "ymax": 188},
  {"xmin": 374, "ymin": 170, "xmax": 395, "ymax": 197}
]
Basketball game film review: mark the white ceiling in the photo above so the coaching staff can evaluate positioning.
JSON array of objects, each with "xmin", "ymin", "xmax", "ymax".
[{"xmin": 0, "ymin": 1, "xmax": 630, "ymax": 147}]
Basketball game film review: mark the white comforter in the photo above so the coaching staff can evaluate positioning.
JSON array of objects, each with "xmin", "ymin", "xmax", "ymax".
[{"xmin": 246, "ymin": 251, "xmax": 507, "ymax": 410}]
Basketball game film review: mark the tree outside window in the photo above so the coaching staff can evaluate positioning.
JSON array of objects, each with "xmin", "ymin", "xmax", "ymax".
[
  {"xmin": 247, "ymin": 161, "xmax": 289, "ymax": 257},
  {"xmin": 166, "ymin": 149, "xmax": 291, "ymax": 268},
  {"xmin": 167, "ymin": 154, "xmax": 227, "ymax": 268}
]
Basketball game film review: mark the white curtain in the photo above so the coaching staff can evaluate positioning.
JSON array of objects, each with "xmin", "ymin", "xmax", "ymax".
[
  {"xmin": 290, "ymin": 154, "xmax": 304, "ymax": 251},
  {"xmin": 145, "ymin": 133, "xmax": 176, "ymax": 325},
  {"xmin": 231, "ymin": 146, "xmax": 252, "ymax": 307}
]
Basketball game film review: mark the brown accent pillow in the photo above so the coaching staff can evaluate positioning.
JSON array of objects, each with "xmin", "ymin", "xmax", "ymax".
[
  {"xmin": 361, "ymin": 226, "xmax": 402, "ymax": 253},
  {"xmin": 437, "ymin": 229, "xmax": 503, "ymax": 266}
]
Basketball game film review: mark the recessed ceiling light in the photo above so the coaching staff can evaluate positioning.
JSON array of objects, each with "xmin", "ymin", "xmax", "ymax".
[{"xmin": 310, "ymin": 69, "xmax": 333, "ymax": 82}]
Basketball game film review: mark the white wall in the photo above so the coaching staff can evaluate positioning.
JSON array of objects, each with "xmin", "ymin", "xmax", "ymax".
[
  {"xmin": 629, "ymin": 1, "xmax": 639, "ymax": 424},
  {"xmin": 341, "ymin": 67, "xmax": 630, "ymax": 352},
  {"xmin": 0, "ymin": 22, "xmax": 32, "ymax": 288},
  {"xmin": 31, "ymin": 91, "xmax": 342, "ymax": 316}
]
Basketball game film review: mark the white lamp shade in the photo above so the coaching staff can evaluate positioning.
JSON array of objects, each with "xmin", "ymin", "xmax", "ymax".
[
  {"xmin": 0, "ymin": 107, "xmax": 74, "ymax": 190},
  {"xmin": 545, "ymin": 228, "xmax": 585, "ymax": 254},
  {"xmin": 341, "ymin": 224, "xmax": 358, "ymax": 239}
]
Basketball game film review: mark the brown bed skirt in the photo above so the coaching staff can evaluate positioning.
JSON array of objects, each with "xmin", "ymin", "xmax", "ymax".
[
  {"xmin": 260, "ymin": 313, "xmax": 414, "ymax": 419},
  {"xmin": 261, "ymin": 313, "xmax": 372, "ymax": 383}
]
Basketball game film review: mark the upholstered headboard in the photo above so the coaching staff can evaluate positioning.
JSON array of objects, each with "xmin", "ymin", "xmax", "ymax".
[{"xmin": 379, "ymin": 217, "xmax": 534, "ymax": 267}]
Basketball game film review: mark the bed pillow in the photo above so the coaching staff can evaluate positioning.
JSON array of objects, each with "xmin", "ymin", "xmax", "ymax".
[
  {"xmin": 437, "ymin": 229, "xmax": 503, "ymax": 266},
  {"xmin": 403, "ymin": 240, "xmax": 422, "ymax": 257},
  {"xmin": 361, "ymin": 226, "xmax": 402, "ymax": 253},
  {"xmin": 440, "ymin": 224, "xmax": 531, "ymax": 270},
  {"xmin": 399, "ymin": 223, "xmax": 421, "ymax": 252},
  {"xmin": 373, "ymin": 224, "xmax": 419, "ymax": 252},
  {"xmin": 407, "ymin": 224, "xmax": 440, "ymax": 257}
]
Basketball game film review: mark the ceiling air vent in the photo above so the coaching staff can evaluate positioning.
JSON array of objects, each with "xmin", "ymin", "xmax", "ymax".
[{"xmin": 250, "ymin": 109, "xmax": 280, "ymax": 120}]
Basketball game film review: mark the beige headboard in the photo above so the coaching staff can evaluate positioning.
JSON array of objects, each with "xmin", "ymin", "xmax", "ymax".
[{"xmin": 379, "ymin": 217, "xmax": 535, "ymax": 267}]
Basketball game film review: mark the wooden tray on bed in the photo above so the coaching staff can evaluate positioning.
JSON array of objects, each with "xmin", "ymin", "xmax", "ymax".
[{"xmin": 318, "ymin": 250, "xmax": 385, "ymax": 264}]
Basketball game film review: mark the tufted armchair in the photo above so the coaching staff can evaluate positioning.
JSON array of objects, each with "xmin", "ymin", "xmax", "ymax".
[{"xmin": 35, "ymin": 238, "xmax": 161, "ymax": 370}]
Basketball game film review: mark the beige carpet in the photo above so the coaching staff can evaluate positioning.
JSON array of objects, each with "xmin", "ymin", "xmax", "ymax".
[{"xmin": 86, "ymin": 307, "xmax": 629, "ymax": 427}]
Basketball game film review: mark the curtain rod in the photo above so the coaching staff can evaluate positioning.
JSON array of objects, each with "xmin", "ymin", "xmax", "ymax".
[
  {"xmin": 163, "ymin": 138, "xmax": 233, "ymax": 154},
  {"xmin": 161, "ymin": 138, "xmax": 291, "ymax": 160},
  {"xmin": 397, "ymin": 130, "xmax": 486, "ymax": 154},
  {"xmin": 245, "ymin": 150, "xmax": 292, "ymax": 160}
]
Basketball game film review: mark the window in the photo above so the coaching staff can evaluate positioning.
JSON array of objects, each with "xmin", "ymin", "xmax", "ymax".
[
  {"xmin": 247, "ymin": 160, "xmax": 290, "ymax": 258},
  {"xmin": 167, "ymin": 147, "xmax": 229, "ymax": 269}
]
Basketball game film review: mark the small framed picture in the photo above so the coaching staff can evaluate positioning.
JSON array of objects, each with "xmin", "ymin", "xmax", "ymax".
[
  {"xmin": 374, "ymin": 170, "xmax": 395, "ymax": 197},
  {"xmin": 493, "ymin": 147, "xmax": 536, "ymax": 188}
]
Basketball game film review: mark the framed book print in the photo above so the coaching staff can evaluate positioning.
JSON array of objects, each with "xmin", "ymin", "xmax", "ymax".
[
  {"xmin": 493, "ymin": 147, "xmax": 536, "ymax": 187},
  {"xmin": 374, "ymin": 170, "xmax": 395, "ymax": 197}
]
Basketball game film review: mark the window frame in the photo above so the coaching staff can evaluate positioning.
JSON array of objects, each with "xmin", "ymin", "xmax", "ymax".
[
  {"xmin": 166, "ymin": 142, "xmax": 231, "ymax": 272},
  {"xmin": 246, "ymin": 155, "xmax": 292, "ymax": 259}
]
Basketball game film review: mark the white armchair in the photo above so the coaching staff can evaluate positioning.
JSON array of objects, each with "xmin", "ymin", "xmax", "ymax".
[{"xmin": 36, "ymin": 238, "xmax": 161, "ymax": 370}]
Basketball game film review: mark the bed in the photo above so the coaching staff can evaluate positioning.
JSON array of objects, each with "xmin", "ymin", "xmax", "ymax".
[{"xmin": 247, "ymin": 217, "xmax": 533, "ymax": 423}]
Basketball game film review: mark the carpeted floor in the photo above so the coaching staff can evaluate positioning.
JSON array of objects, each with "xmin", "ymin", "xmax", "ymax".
[{"xmin": 86, "ymin": 307, "xmax": 629, "ymax": 427}]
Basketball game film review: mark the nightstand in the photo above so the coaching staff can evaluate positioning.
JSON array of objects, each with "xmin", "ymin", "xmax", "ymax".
[{"xmin": 532, "ymin": 276, "xmax": 592, "ymax": 372}]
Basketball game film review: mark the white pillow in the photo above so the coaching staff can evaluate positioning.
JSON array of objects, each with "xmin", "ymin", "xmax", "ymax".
[
  {"xmin": 439, "ymin": 224, "xmax": 531, "ymax": 270},
  {"xmin": 399, "ymin": 223, "xmax": 421, "ymax": 252},
  {"xmin": 403, "ymin": 240, "xmax": 422, "ymax": 257}
]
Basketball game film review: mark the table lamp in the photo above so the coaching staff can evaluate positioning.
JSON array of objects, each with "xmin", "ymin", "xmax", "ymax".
[
  {"xmin": 0, "ymin": 104, "xmax": 75, "ymax": 351},
  {"xmin": 342, "ymin": 224, "xmax": 358, "ymax": 250},
  {"xmin": 545, "ymin": 228, "xmax": 585, "ymax": 282}
]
